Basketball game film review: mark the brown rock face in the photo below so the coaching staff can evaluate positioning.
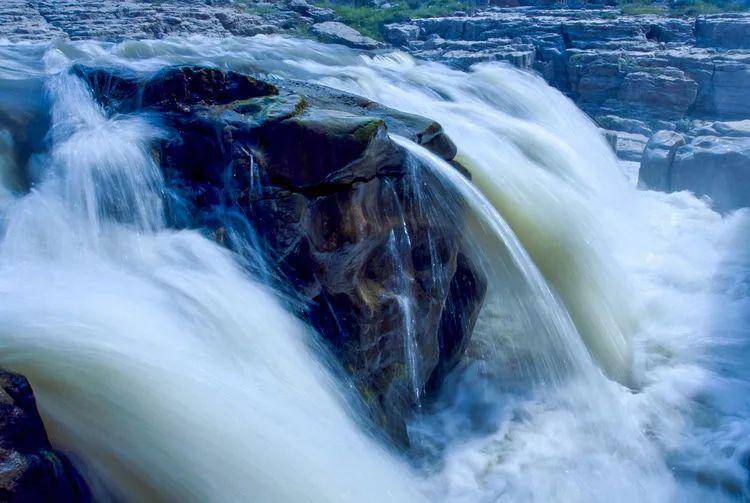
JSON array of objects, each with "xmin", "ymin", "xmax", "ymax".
[
  {"xmin": 0, "ymin": 371, "xmax": 90, "ymax": 502},
  {"xmin": 76, "ymin": 65, "xmax": 487, "ymax": 444}
]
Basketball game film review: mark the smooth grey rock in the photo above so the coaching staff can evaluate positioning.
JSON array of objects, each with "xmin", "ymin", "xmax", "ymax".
[
  {"xmin": 671, "ymin": 136, "xmax": 750, "ymax": 212},
  {"xmin": 693, "ymin": 119, "xmax": 750, "ymax": 137},
  {"xmin": 596, "ymin": 114, "xmax": 653, "ymax": 136},
  {"xmin": 712, "ymin": 120, "xmax": 750, "ymax": 137},
  {"xmin": 712, "ymin": 56, "xmax": 750, "ymax": 117},
  {"xmin": 311, "ymin": 21, "xmax": 383, "ymax": 50},
  {"xmin": 696, "ymin": 14, "xmax": 750, "ymax": 49},
  {"xmin": 640, "ymin": 130, "xmax": 750, "ymax": 212},
  {"xmin": 383, "ymin": 23, "xmax": 420, "ymax": 47},
  {"xmin": 610, "ymin": 130, "xmax": 649, "ymax": 161},
  {"xmin": 639, "ymin": 130, "xmax": 686, "ymax": 191}
]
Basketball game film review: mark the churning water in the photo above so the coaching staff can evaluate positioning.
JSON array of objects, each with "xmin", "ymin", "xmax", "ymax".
[{"xmin": 0, "ymin": 36, "xmax": 748, "ymax": 502}]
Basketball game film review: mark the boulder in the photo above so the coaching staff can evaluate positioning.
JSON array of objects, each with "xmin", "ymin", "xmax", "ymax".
[
  {"xmin": 77, "ymin": 65, "xmax": 486, "ymax": 445},
  {"xmin": 712, "ymin": 56, "xmax": 750, "ymax": 117},
  {"xmin": 383, "ymin": 23, "xmax": 420, "ymax": 47},
  {"xmin": 608, "ymin": 130, "xmax": 649, "ymax": 161},
  {"xmin": 311, "ymin": 21, "xmax": 383, "ymax": 50},
  {"xmin": 693, "ymin": 119, "xmax": 750, "ymax": 137},
  {"xmin": 595, "ymin": 114, "xmax": 653, "ymax": 136},
  {"xmin": 562, "ymin": 18, "xmax": 646, "ymax": 44},
  {"xmin": 287, "ymin": 0, "xmax": 334, "ymax": 23},
  {"xmin": 0, "ymin": 371, "xmax": 90, "ymax": 502},
  {"xmin": 640, "ymin": 131, "xmax": 750, "ymax": 212},
  {"xmin": 645, "ymin": 18, "xmax": 695, "ymax": 44},
  {"xmin": 670, "ymin": 136, "xmax": 750, "ymax": 212},
  {"xmin": 567, "ymin": 51, "xmax": 625, "ymax": 103},
  {"xmin": 75, "ymin": 65, "xmax": 277, "ymax": 113},
  {"xmin": 639, "ymin": 130, "xmax": 686, "ymax": 191}
]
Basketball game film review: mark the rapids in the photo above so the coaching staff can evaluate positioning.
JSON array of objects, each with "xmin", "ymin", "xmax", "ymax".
[{"xmin": 0, "ymin": 36, "xmax": 748, "ymax": 502}]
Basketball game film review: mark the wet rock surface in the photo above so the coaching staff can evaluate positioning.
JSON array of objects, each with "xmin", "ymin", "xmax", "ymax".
[
  {"xmin": 0, "ymin": 371, "xmax": 90, "ymax": 502},
  {"xmin": 76, "ymin": 65, "xmax": 487, "ymax": 445}
]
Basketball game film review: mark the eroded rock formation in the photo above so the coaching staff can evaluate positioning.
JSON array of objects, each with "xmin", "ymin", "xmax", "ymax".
[
  {"xmin": 384, "ymin": 8, "xmax": 750, "ymax": 163},
  {"xmin": 75, "ymin": 65, "xmax": 487, "ymax": 444}
]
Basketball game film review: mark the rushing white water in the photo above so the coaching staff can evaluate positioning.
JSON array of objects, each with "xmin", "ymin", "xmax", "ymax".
[
  {"xmin": 0, "ymin": 36, "xmax": 748, "ymax": 502},
  {"xmin": 0, "ymin": 50, "xmax": 422, "ymax": 502}
]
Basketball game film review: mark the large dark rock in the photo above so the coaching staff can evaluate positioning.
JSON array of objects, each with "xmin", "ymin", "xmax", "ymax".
[
  {"xmin": 77, "ymin": 65, "xmax": 486, "ymax": 445},
  {"xmin": 0, "ymin": 371, "xmax": 90, "ymax": 503},
  {"xmin": 74, "ymin": 65, "xmax": 278, "ymax": 113}
]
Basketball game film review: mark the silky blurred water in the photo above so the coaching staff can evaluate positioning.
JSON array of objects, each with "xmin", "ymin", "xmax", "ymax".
[{"xmin": 0, "ymin": 36, "xmax": 747, "ymax": 502}]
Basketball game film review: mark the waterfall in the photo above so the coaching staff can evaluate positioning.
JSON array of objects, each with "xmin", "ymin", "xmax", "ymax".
[
  {"xmin": 0, "ymin": 37, "xmax": 748, "ymax": 502},
  {"xmin": 0, "ymin": 66, "xmax": 422, "ymax": 502}
]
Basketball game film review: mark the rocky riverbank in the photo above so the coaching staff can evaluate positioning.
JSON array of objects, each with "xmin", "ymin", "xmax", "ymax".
[
  {"xmin": 0, "ymin": 0, "xmax": 386, "ymax": 48},
  {"xmin": 3, "ymin": 2, "xmax": 749, "ymax": 210},
  {"xmin": 384, "ymin": 7, "xmax": 750, "ymax": 210}
]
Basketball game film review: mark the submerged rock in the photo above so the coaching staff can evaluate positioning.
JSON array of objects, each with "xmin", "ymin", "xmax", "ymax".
[
  {"xmin": 696, "ymin": 14, "xmax": 750, "ymax": 50},
  {"xmin": 0, "ymin": 371, "xmax": 90, "ymax": 502},
  {"xmin": 77, "ymin": 65, "xmax": 486, "ymax": 444}
]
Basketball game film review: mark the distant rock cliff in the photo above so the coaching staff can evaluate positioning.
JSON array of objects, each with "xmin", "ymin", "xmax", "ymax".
[{"xmin": 384, "ymin": 7, "xmax": 750, "ymax": 211}]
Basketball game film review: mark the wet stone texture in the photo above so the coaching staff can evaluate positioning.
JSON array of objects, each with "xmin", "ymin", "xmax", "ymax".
[
  {"xmin": 0, "ymin": 371, "xmax": 91, "ymax": 503},
  {"xmin": 77, "ymin": 65, "xmax": 488, "ymax": 445}
]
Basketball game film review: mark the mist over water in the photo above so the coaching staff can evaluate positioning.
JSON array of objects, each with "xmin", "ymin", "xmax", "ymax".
[{"xmin": 0, "ymin": 36, "xmax": 748, "ymax": 502}]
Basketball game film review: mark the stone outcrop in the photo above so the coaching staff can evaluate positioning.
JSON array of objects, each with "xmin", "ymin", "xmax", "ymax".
[
  {"xmin": 0, "ymin": 371, "xmax": 90, "ymax": 502},
  {"xmin": 639, "ymin": 124, "xmax": 750, "ymax": 212},
  {"xmin": 76, "ymin": 65, "xmax": 487, "ymax": 445},
  {"xmin": 311, "ymin": 21, "xmax": 383, "ymax": 50},
  {"xmin": 383, "ymin": 8, "xmax": 750, "ymax": 164},
  {"xmin": 639, "ymin": 130, "xmax": 687, "ymax": 190}
]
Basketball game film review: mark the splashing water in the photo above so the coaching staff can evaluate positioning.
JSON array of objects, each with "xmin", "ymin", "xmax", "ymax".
[
  {"xmin": 0, "ymin": 52, "xmax": 422, "ymax": 503},
  {"xmin": 0, "ymin": 36, "xmax": 748, "ymax": 502}
]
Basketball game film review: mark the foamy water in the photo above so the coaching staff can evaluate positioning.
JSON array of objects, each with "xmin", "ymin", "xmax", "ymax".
[{"xmin": 0, "ymin": 36, "xmax": 747, "ymax": 502}]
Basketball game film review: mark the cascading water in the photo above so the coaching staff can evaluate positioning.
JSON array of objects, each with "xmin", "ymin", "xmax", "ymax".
[
  {"xmin": 0, "ymin": 36, "xmax": 748, "ymax": 502},
  {"xmin": 0, "ymin": 49, "xmax": 422, "ymax": 502}
]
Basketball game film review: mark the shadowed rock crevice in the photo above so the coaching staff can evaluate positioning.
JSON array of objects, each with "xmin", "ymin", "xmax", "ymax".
[{"xmin": 0, "ymin": 371, "xmax": 91, "ymax": 503}]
